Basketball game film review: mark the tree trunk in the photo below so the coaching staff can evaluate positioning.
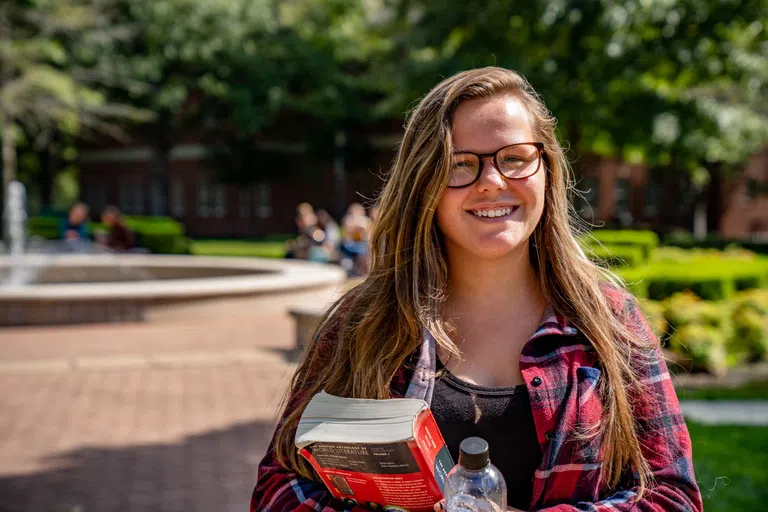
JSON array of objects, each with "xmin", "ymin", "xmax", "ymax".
[
  {"xmin": 333, "ymin": 131, "xmax": 347, "ymax": 219},
  {"xmin": 2, "ymin": 119, "xmax": 16, "ymax": 212},
  {"xmin": 150, "ymin": 145, "xmax": 170, "ymax": 216},
  {"xmin": 38, "ymin": 132, "xmax": 57, "ymax": 210}
]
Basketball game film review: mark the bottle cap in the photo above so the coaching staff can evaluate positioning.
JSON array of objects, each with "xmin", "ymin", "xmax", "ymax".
[{"xmin": 458, "ymin": 437, "xmax": 490, "ymax": 470}]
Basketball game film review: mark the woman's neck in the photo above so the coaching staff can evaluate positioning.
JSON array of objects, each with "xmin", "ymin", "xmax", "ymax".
[{"xmin": 444, "ymin": 245, "xmax": 545, "ymax": 321}]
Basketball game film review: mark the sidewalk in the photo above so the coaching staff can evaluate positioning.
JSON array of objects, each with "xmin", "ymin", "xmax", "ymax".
[
  {"xmin": 0, "ymin": 297, "xmax": 301, "ymax": 512},
  {"xmin": 679, "ymin": 400, "xmax": 768, "ymax": 426}
]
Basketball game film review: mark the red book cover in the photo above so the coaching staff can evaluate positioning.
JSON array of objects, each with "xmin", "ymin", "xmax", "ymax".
[{"xmin": 296, "ymin": 394, "xmax": 454, "ymax": 512}]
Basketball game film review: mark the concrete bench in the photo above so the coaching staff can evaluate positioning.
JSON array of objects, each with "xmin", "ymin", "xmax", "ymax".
[{"xmin": 288, "ymin": 304, "xmax": 329, "ymax": 360}]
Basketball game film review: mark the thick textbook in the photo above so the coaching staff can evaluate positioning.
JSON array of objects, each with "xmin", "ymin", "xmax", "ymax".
[{"xmin": 295, "ymin": 391, "xmax": 455, "ymax": 512}]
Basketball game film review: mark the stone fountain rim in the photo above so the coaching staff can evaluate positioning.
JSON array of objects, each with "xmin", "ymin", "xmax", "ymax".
[{"xmin": 0, "ymin": 253, "xmax": 347, "ymax": 301}]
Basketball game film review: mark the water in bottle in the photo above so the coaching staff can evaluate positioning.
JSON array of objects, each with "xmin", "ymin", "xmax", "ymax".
[{"xmin": 443, "ymin": 437, "xmax": 506, "ymax": 512}]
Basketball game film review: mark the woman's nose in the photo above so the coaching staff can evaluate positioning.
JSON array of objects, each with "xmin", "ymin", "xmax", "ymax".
[{"xmin": 475, "ymin": 156, "xmax": 507, "ymax": 192}]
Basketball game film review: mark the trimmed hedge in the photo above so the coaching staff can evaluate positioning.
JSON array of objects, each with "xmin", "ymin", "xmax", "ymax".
[
  {"xmin": 619, "ymin": 256, "xmax": 768, "ymax": 301},
  {"xmin": 27, "ymin": 215, "xmax": 189, "ymax": 254},
  {"xmin": 27, "ymin": 216, "xmax": 79, "ymax": 240},
  {"xmin": 664, "ymin": 231, "xmax": 768, "ymax": 255},
  {"xmin": 586, "ymin": 229, "xmax": 660, "ymax": 260},
  {"xmin": 584, "ymin": 244, "xmax": 645, "ymax": 268}
]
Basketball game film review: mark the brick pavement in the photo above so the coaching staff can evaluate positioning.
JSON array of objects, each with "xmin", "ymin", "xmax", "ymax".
[{"xmin": 0, "ymin": 291, "xmax": 326, "ymax": 512}]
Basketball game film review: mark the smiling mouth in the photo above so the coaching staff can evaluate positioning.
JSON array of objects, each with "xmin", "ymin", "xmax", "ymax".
[{"xmin": 468, "ymin": 206, "xmax": 520, "ymax": 218}]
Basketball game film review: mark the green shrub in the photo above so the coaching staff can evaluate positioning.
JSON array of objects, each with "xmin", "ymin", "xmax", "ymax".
[
  {"xmin": 618, "ymin": 254, "xmax": 768, "ymax": 301},
  {"xmin": 649, "ymin": 275, "xmax": 734, "ymax": 301},
  {"xmin": 670, "ymin": 324, "xmax": 728, "ymax": 377},
  {"xmin": 585, "ymin": 244, "xmax": 645, "ymax": 268},
  {"xmin": 662, "ymin": 292, "xmax": 729, "ymax": 332},
  {"xmin": 730, "ymin": 290, "xmax": 768, "ymax": 362},
  {"xmin": 26, "ymin": 215, "xmax": 189, "ymax": 254},
  {"xmin": 27, "ymin": 216, "xmax": 70, "ymax": 240},
  {"xmin": 638, "ymin": 299, "xmax": 667, "ymax": 339},
  {"xmin": 587, "ymin": 229, "xmax": 659, "ymax": 260},
  {"xmin": 663, "ymin": 231, "xmax": 768, "ymax": 255},
  {"xmin": 124, "ymin": 216, "xmax": 189, "ymax": 254}
]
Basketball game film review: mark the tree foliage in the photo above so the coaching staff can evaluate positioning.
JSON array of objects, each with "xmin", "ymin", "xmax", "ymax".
[{"xmin": 381, "ymin": 0, "xmax": 768, "ymax": 173}]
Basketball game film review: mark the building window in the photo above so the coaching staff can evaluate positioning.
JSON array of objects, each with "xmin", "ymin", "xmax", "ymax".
[
  {"xmin": 645, "ymin": 177, "xmax": 662, "ymax": 217},
  {"xmin": 197, "ymin": 180, "xmax": 227, "ymax": 219},
  {"xmin": 238, "ymin": 189, "xmax": 251, "ymax": 218},
  {"xmin": 150, "ymin": 181, "xmax": 166, "ymax": 215},
  {"xmin": 119, "ymin": 179, "xmax": 144, "ymax": 214},
  {"xmin": 255, "ymin": 182, "xmax": 272, "ymax": 219},
  {"xmin": 614, "ymin": 177, "xmax": 632, "ymax": 227},
  {"xmin": 171, "ymin": 179, "xmax": 185, "ymax": 217}
]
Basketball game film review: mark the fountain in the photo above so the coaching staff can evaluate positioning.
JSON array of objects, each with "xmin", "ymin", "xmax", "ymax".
[
  {"xmin": 0, "ymin": 182, "xmax": 346, "ymax": 327},
  {"xmin": 3, "ymin": 181, "xmax": 31, "ymax": 287}
]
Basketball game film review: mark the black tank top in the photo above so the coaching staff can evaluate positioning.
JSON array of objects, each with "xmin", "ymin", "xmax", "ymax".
[{"xmin": 430, "ymin": 359, "xmax": 542, "ymax": 509}]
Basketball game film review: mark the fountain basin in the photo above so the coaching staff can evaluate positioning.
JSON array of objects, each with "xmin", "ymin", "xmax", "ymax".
[{"xmin": 0, "ymin": 254, "xmax": 346, "ymax": 327}]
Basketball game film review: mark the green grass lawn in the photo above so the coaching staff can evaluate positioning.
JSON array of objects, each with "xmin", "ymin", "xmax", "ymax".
[
  {"xmin": 190, "ymin": 238, "xmax": 290, "ymax": 259},
  {"xmin": 676, "ymin": 379, "xmax": 768, "ymax": 400},
  {"xmin": 689, "ymin": 421, "xmax": 768, "ymax": 511}
]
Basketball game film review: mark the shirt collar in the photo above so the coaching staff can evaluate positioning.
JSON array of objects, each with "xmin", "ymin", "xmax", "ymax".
[
  {"xmin": 404, "ymin": 305, "xmax": 578, "ymax": 403},
  {"xmin": 529, "ymin": 304, "xmax": 579, "ymax": 342}
]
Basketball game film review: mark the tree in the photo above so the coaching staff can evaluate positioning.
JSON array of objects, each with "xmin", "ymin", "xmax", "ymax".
[
  {"xmin": 92, "ymin": 0, "xmax": 281, "ymax": 216},
  {"xmin": 0, "ymin": 0, "xmax": 147, "ymax": 213},
  {"xmin": 203, "ymin": 0, "xmax": 393, "ymax": 216},
  {"xmin": 380, "ymin": 0, "xmax": 768, "ymax": 230}
]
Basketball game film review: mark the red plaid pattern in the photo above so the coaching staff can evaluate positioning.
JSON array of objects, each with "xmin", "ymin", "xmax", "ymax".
[{"xmin": 250, "ymin": 288, "xmax": 702, "ymax": 511}]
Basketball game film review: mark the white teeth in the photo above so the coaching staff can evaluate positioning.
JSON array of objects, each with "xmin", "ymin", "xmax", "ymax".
[{"xmin": 471, "ymin": 207, "xmax": 516, "ymax": 218}]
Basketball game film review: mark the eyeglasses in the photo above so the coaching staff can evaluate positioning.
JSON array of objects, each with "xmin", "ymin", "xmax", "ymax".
[{"xmin": 448, "ymin": 142, "xmax": 545, "ymax": 188}]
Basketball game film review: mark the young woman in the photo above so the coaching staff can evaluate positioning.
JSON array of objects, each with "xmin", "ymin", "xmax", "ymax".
[{"xmin": 250, "ymin": 67, "xmax": 702, "ymax": 512}]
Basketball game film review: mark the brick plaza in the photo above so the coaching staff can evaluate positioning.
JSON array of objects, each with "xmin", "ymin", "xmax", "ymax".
[{"xmin": 0, "ymin": 294, "xmax": 315, "ymax": 512}]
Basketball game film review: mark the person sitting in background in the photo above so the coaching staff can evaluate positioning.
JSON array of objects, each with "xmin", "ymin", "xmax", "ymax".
[
  {"xmin": 100, "ymin": 205, "xmax": 135, "ymax": 252},
  {"xmin": 285, "ymin": 202, "xmax": 322, "ymax": 260},
  {"xmin": 315, "ymin": 209, "xmax": 341, "ymax": 263},
  {"xmin": 340, "ymin": 202, "xmax": 372, "ymax": 275},
  {"xmin": 60, "ymin": 202, "xmax": 90, "ymax": 241}
]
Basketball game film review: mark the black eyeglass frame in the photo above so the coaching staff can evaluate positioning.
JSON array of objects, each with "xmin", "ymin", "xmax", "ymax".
[{"xmin": 447, "ymin": 141, "xmax": 546, "ymax": 189}]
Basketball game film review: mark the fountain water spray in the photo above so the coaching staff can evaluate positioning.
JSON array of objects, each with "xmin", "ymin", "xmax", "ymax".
[{"xmin": 3, "ymin": 181, "xmax": 28, "ymax": 286}]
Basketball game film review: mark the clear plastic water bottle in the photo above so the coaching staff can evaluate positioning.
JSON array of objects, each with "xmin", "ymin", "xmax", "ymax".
[{"xmin": 443, "ymin": 437, "xmax": 507, "ymax": 512}]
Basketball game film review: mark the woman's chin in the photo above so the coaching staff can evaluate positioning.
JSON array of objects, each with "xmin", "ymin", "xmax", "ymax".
[{"xmin": 466, "ymin": 237, "xmax": 528, "ymax": 261}]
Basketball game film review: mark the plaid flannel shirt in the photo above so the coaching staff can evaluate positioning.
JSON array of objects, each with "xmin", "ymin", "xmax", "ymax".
[{"xmin": 251, "ymin": 288, "xmax": 703, "ymax": 511}]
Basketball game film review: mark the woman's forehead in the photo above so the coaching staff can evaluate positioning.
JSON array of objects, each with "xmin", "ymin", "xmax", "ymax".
[{"xmin": 451, "ymin": 95, "xmax": 535, "ymax": 152}]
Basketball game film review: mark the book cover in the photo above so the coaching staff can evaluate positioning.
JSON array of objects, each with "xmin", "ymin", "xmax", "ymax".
[{"xmin": 296, "ymin": 392, "xmax": 455, "ymax": 511}]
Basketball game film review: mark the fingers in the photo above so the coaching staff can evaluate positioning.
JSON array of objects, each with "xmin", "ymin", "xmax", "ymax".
[{"xmin": 434, "ymin": 499, "xmax": 445, "ymax": 511}]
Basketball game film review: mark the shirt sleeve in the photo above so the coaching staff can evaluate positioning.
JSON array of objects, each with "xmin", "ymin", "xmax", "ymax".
[
  {"xmin": 249, "ymin": 390, "xmax": 368, "ymax": 512},
  {"xmin": 535, "ymin": 293, "xmax": 703, "ymax": 512}
]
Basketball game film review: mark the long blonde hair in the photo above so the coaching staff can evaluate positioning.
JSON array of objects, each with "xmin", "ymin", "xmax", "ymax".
[{"xmin": 275, "ymin": 67, "xmax": 655, "ymax": 497}]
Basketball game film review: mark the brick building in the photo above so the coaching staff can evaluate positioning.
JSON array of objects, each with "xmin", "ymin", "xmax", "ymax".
[{"xmin": 78, "ymin": 138, "xmax": 768, "ymax": 240}]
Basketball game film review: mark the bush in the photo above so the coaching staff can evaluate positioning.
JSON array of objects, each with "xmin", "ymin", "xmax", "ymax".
[
  {"xmin": 663, "ymin": 231, "xmax": 768, "ymax": 255},
  {"xmin": 26, "ymin": 215, "xmax": 189, "ymax": 254},
  {"xmin": 27, "ymin": 216, "xmax": 71, "ymax": 240},
  {"xmin": 619, "ymin": 255, "xmax": 768, "ymax": 301},
  {"xmin": 587, "ymin": 229, "xmax": 659, "ymax": 260},
  {"xmin": 585, "ymin": 244, "xmax": 645, "ymax": 268},
  {"xmin": 662, "ymin": 292, "xmax": 730, "ymax": 333},
  {"xmin": 670, "ymin": 324, "xmax": 728, "ymax": 377},
  {"xmin": 124, "ymin": 216, "xmax": 189, "ymax": 254},
  {"xmin": 730, "ymin": 290, "xmax": 768, "ymax": 362},
  {"xmin": 638, "ymin": 299, "xmax": 667, "ymax": 339}
]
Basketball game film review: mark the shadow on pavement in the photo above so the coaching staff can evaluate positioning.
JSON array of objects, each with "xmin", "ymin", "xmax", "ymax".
[{"xmin": 0, "ymin": 419, "xmax": 276, "ymax": 512}]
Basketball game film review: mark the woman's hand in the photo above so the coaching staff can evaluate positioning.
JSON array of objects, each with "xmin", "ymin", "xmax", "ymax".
[{"xmin": 433, "ymin": 500, "xmax": 524, "ymax": 511}]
